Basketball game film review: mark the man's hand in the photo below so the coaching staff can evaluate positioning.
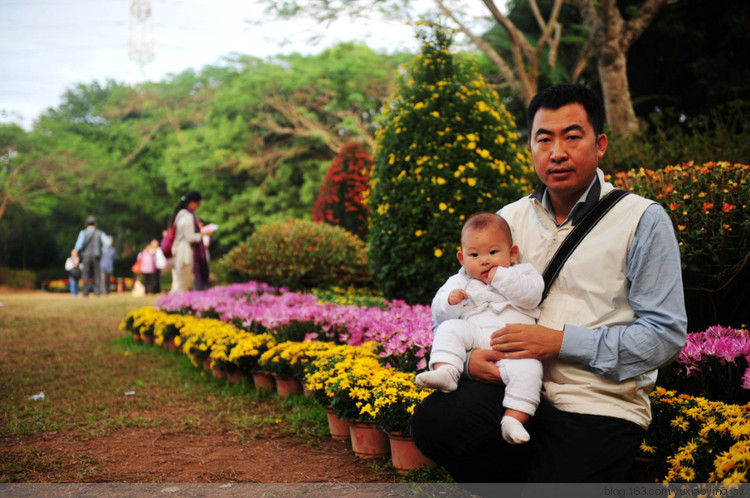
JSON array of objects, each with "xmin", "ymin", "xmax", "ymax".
[
  {"xmin": 448, "ymin": 289, "xmax": 467, "ymax": 306},
  {"xmin": 467, "ymin": 349, "xmax": 505, "ymax": 383},
  {"xmin": 490, "ymin": 324, "xmax": 564, "ymax": 361}
]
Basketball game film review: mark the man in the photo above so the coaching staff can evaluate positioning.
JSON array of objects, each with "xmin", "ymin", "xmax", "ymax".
[
  {"xmin": 410, "ymin": 84, "xmax": 687, "ymax": 482},
  {"xmin": 74, "ymin": 216, "xmax": 110, "ymax": 297}
]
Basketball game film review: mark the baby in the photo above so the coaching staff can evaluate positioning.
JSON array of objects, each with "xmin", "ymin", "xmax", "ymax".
[{"xmin": 416, "ymin": 212, "xmax": 544, "ymax": 444}]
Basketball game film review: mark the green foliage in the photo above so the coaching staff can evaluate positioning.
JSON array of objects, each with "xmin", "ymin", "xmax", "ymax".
[
  {"xmin": 368, "ymin": 22, "xmax": 535, "ymax": 304},
  {"xmin": 0, "ymin": 267, "xmax": 36, "ymax": 289},
  {"xmin": 601, "ymin": 102, "xmax": 750, "ymax": 173},
  {"xmin": 312, "ymin": 141, "xmax": 373, "ymax": 238},
  {"xmin": 215, "ymin": 219, "xmax": 371, "ymax": 290}
]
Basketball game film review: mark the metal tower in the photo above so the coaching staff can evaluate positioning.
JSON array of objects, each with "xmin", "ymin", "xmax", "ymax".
[{"xmin": 128, "ymin": 0, "xmax": 155, "ymax": 82}]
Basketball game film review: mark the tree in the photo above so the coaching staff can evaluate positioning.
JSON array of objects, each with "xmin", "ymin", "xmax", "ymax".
[
  {"xmin": 574, "ymin": 0, "xmax": 681, "ymax": 136},
  {"xmin": 259, "ymin": 0, "xmax": 680, "ymax": 136},
  {"xmin": 312, "ymin": 141, "xmax": 373, "ymax": 239},
  {"xmin": 368, "ymin": 23, "xmax": 535, "ymax": 304},
  {"xmin": 0, "ymin": 124, "xmax": 84, "ymax": 222}
]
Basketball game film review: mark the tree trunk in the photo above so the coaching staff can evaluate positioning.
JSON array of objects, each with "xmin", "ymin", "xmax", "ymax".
[{"xmin": 597, "ymin": 47, "xmax": 639, "ymax": 137}]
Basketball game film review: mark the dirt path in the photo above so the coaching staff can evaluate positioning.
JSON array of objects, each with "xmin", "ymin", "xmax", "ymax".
[{"xmin": 0, "ymin": 292, "xmax": 399, "ymax": 483}]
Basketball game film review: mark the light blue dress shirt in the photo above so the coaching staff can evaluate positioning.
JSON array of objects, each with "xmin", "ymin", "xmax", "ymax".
[{"xmin": 524, "ymin": 176, "xmax": 688, "ymax": 381}]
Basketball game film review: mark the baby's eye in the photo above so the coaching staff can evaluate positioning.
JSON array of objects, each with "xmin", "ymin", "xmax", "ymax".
[
  {"xmin": 469, "ymin": 253, "xmax": 479, "ymax": 258},
  {"xmin": 490, "ymin": 250, "xmax": 499, "ymax": 255}
]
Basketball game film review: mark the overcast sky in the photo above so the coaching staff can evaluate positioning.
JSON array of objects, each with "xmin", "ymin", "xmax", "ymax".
[{"xmin": 0, "ymin": 0, "xmax": 489, "ymax": 129}]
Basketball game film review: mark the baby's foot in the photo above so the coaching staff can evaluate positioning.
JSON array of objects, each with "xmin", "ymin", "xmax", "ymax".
[
  {"xmin": 415, "ymin": 365, "xmax": 460, "ymax": 393},
  {"xmin": 501, "ymin": 415, "xmax": 530, "ymax": 444}
]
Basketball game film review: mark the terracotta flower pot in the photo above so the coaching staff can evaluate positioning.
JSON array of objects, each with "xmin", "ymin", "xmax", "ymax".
[
  {"xmin": 348, "ymin": 420, "xmax": 389, "ymax": 459},
  {"xmin": 273, "ymin": 374, "xmax": 303, "ymax": 398},
  {"xmin": 227, "ymin": 369, "xmax": 246, "ymax": 384},
  {"xmin": 132, "ymin": 334, "xmax": 142, "ymax": 343},
  {"xmin": 252, "ymin": 371, "xmax": 275, "ymax": 391},
  {"xmin": 211, "ymin": 367, "xmax": 226, "ymax": 379},
  {"xmin": 388, "ymin": 432, "xmax": 436, "ymax": 474},
  {"xmin": 164, "ymin": 337, "xmax": 179, "ymax": 352},
  {"xmin": 325, "ymin": 407, "xmax": 350, "ymax": 441}
]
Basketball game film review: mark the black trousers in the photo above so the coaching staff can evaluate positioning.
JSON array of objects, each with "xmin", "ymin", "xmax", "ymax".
[{"xmin": 410, "ymin": 379, "xmax": 644, "ymax": 483}]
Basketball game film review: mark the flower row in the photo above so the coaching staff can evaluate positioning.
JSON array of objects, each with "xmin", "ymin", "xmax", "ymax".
[
  {"xmin": 644, "ymin": 387, "xmax": 750, "ymax": 483},
  {"xmin": 120, "ymin": 306, "xmax": 434, "ymax": 437},
  {"xmin": 154, "ymin": 283, "xmax": 434, "ymax": 372}
]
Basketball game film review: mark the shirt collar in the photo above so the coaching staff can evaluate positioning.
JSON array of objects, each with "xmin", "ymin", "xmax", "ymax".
[{"xmin": 529, "ymin": 172, "xmax": 602, "ymax": 227}]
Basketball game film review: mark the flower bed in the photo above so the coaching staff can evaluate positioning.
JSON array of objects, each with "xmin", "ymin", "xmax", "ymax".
[
  {"xmin": 154, "ymin": 284, "xmax": 434, "ymax": 372},
  {"xmin": 122, "ymin": 282, "xmax": 750, "ymax": 482},
  {"xmin": 120, "ymin": 303, "xmax": 434, "ymax": 459}
]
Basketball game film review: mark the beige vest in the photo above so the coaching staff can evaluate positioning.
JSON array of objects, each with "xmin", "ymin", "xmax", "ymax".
[{"xmin": 501, "ymin": 171, "xmax": 654, "ymax": 429}]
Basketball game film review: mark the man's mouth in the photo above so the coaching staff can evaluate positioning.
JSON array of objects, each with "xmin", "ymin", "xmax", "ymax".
[{"xmin": 549, "ymin": 167, "xmax": 573, "ymax": 179}]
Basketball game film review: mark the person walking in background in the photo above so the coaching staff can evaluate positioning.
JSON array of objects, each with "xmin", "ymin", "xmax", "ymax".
[
  {"xmin": 64, "ymin": 249, "xmax": 81, "ymax": 296},
  {"xmin": 100, "ymin": 236, "xmax": 115, "ymax": 294},
  {"xmin": 155, "ymin": 241, "xmax": 167, "ymax": 294},
  {"xmin": 167, "ymin": 191, "xmax": 214, "ymax": 293},
  {"xmin": 137, "ymin": 239, "xmax": 163, "ymax": 294},
  {"xmin": 73, "ymin": 216, "xmax": 110, "ymax": 297}
]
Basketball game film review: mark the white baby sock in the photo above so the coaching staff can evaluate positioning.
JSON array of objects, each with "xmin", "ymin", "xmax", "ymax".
[
  {"xmin": 501, "ymin": 415, "xmax": 530, "ymax": 444},
  {"xmin": 415, "ymin": 365, "xmax": 461, "ymax": 393}
]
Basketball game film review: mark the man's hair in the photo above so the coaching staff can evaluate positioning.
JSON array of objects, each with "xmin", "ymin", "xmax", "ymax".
[
  {"xmin": 461, "ymin": 212, "xmax": 512, "ymax": 245},
  {"xmin": 527, "ymin": 83, "xmax": 605, "ymax": 137}
]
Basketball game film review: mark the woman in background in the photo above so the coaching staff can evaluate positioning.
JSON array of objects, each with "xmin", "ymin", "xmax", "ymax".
[{"xmin": 167, "ymin": 191, "xmax": 212, "ymax": 293}]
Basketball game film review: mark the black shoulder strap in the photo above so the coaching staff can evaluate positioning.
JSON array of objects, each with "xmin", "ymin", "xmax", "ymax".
[{"xmin": 540, "ymin": 189, "xmax": 630, "ymax": 303}]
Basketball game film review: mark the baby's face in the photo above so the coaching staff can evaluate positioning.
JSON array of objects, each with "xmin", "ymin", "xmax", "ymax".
[{"xmin": 458, "ymin": 225, "xmax": 516, "ymax": 284}]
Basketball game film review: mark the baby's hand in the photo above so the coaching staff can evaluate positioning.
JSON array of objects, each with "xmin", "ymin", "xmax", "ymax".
[
  {"xmin": 448, "ymin": 289, "xmax": 467, "ymax": 306},
  {"xmin": 487, "ymin": 266, "xmax": 498, "ymax": 283}
]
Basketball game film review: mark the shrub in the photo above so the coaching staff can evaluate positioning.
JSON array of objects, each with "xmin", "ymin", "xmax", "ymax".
[
  {"xmin": 368, "ymin": 22, "xmax": 535, "ymax": 304},
  {"xmin": 312, "ymin": 141, "xmax": 373, "ymax": 239},
  {"xmin": 0, "ymin": 267, "xmax": 36, "ymax": 289},
  {"xmin": 601, "ymin": 102, "xmax": 750, "ymax": 173},
  {"xmin": 215, "ymin": 219, "xmax": 371, "ymax": 290},
  {"xmin": 611, "ymin": 161, "xmax": 750, "ymax": 328}
]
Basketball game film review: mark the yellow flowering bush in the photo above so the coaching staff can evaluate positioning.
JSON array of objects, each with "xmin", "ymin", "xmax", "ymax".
[
  {"xmin": 258, "ymin": 340, "xmax": 334, "ymax": 378},
  {"xmin": 360, "ymin": 370, "xmax": 433, "ymax": 435},
  {"xmin": 227, "ymin": 332, "xmax": 277, "ymax": 374},
  {"xmin": 644, "ymin": 386, "xmax": 750, "ymax": 483},
  {"xmin": 304, "ymin": 342, "xmax": 382, "ymax": 420},
  {"xmin": 368, "ymin": 21, "xmax": 534, "ymax": 304}
]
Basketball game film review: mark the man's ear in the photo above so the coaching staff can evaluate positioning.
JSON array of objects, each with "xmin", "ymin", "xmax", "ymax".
[
  {"xmin": 457, "ymin": 251, "xmax": 464, "ymax": 266},
  {"xmin": 596, "ymin": 133, "xmax": 608, "ymax": 159},
  {"xmin": 510, "ymin": 245, "xmax": 520, "ymax": 264}
]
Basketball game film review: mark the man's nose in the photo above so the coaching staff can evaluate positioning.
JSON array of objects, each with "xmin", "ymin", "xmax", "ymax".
[{"xmin": 550, "ymin": 139, "xmax": 567, "ymax": 162}]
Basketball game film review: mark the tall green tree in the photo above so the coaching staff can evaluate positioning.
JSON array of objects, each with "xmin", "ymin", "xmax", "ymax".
[{"xmin": 368, "ymin": 23, "xmax": 535, "ymax": 304}]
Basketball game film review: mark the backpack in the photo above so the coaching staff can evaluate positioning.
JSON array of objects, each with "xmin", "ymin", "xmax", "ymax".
[{"xmin": 160, "ymin": 225, "xmax": 176, "ymax": 258}]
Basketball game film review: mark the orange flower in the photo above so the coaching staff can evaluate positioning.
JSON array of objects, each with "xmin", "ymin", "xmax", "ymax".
[
  {"xmin": 702, "ymin": 202, "xmax": 714, "ymax": 212},
  {"xmin": 722, "ymin": 202, "xmax": 737, "ymax": 213}
]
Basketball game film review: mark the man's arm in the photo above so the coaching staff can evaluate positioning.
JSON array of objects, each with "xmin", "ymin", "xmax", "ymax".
[
  {"xmin": 557, "ymin": 204, "xmax": 687, "ymax": 381},
  {"xmin": 73, "ymin": 231, "xmax": 85, "ymax": 252}
]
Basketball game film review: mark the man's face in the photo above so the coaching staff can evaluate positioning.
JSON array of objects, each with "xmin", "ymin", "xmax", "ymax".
[{"xmin": 530, "ymin": 103, "xmax": 607, "ymax": 202}]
